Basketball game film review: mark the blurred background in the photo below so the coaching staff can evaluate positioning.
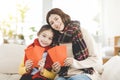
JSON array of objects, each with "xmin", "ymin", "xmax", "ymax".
[{"xmin": 0, "ymin": 0, "xmax": 120, "ymax": 48}]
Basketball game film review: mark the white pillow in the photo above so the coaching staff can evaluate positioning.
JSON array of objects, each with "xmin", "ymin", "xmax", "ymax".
[
  {"xmin": 0, "ymin": 44, "xmax": 26, "ymax": 74},
  {"xmin": 101, "ymin": 56, "xmax": 120, "ymax": 80}
]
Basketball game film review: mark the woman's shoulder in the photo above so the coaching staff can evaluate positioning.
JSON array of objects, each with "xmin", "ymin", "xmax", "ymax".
[{"xmin": 70, "ymin": 20, "xmax": 80, "ymax": 25}]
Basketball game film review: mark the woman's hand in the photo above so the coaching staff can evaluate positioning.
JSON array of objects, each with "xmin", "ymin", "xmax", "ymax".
[
  {"xmin": 64, "ymin": 57, "xmax": 73, "ymax": 66},
  {"xmin": 25, "ymin": 59, "xmax": 33, "ymax": 72},
  {"xmin": 52, "ymin": 62, "xmax": 61, "ymax": 73}
]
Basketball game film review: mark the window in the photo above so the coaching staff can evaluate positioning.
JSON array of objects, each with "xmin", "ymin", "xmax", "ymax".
[
  {"xmin": 52, "ymin": 0, "xmax": 102, "ymax": 43},
  {"xmin": 0, "ymin": 0, "xmax": 42, "ymax": 45}
]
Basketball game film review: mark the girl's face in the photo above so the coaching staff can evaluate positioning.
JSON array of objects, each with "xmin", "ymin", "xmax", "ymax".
[
  {"xmin": 38, "ymin": 30, "xmax": 53, "ymax": 47},
  {"xmin": 48, "ymin": 14, "xmax": 64, "ymax": 32}
]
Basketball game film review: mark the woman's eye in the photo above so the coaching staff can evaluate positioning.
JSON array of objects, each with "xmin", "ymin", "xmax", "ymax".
[
  {"xmin": 55, "ymin": 17, "xmax": 58, "ymax": 21},
  {"xmin": 49, "ymin": 21, "xmax": 53, "ymax": 25}
]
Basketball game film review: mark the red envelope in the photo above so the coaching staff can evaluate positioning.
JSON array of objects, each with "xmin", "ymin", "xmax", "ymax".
[
  {"xmin": 48, "ymin": 45, "xmax": 67, "ymax": 66},
  {"xmin": 25, "ymin": 46, "xmax": 45, "ymax": 68}
]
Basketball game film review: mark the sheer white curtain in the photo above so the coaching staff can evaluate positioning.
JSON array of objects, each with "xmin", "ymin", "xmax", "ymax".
[
  {"xmin": 0, "ymin": 0, "xmax": 42, "ymax": 45},
  {"xmin": 0, "ymin": 31, "xmax": 3, "ymax": 45},
  {"xmin": 52, "ymin": 0, "xmax": 101, "ymax": 36}
]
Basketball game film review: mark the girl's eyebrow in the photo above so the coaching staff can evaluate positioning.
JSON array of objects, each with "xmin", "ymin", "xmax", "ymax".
[
  {"xmin": 42, "ymin": 33, "xmax": 47, "ymax": 35},
  {"xmin": 43, "ymin": 32, "xmax": 53, "ymax": 37}
]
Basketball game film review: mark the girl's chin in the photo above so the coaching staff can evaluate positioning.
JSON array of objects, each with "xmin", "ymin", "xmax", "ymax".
[
  {"xmin": 40, "ymin": 43, "xmax": 47, "ymax": 47},
  {"xmin": 41, "ymin": 45, "xmax": 46, "ymax": 47}
]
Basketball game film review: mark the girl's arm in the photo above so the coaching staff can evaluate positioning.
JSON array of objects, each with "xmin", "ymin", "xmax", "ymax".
[
  {"xmin": 19, "ymin": 57, "xmax": 56, "ymax": 79},
  {"xmin": 18, "ymin": 58, "xmax": 27, "ymax": 75},
  {"xmin": 40, "ymin": 68, "xmax": 56, "ymax": 79},
  {"xmin": 38, "ymin": 59, "xmax": 56, "ymax": 79}
]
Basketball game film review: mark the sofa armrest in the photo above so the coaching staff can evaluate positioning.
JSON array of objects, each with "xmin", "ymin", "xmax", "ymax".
[
  {"xmin": 101, "ymin": 56, "xmax": 120, "ymax": 80},
  {"xmin": 0, "ymin": 44, "xmax": 26, "ymax": 74}
]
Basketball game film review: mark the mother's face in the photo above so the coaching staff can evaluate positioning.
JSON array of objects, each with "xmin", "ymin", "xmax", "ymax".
[{"xmin": 48, "ymin": 14, "xmax": 64, "ymax": 32}]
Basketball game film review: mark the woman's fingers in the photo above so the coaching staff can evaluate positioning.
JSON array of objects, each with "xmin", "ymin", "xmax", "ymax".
[{"xmin": 64, "ymin": 58, "xmax": 73, "ymax": 66}]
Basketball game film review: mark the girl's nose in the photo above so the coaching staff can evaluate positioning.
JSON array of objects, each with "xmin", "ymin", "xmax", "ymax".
[{"xmin": 44, "ymin": 38, "xmax": 48, "ymax": 42}]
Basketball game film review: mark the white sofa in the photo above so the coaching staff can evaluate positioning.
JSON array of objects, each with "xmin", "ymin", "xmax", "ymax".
[
  {"xmin": 0, "ymin": 44, "xmax": 120, "ymax": 80},
  {"xmin": 0, "ymin": 27, "xmax": 120, "ymax": 80},
  {"xmin": 0, "ymin": 44, "xmax": 26, "ymax": 80},
  {"xmin": 101, "ymin": 55, "xmax": 120, "ymax": 80}
]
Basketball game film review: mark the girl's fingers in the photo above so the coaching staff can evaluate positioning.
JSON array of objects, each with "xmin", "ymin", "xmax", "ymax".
[
  {"xmin": 52, "ymin": 62, "xmax": 61, "ymax": 72},
  {"xmin": 25, "ymin": 60, "xmax": 33, "ymax": 68}
]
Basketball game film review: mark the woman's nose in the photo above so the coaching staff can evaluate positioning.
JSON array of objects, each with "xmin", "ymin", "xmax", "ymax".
[
  {"xmin": 53, "ymin": 23, "xmax": 59, "ymax": 28},
  {"xmin": 53, "ymin": 24, "xmax": 57, "ymax": 28}
]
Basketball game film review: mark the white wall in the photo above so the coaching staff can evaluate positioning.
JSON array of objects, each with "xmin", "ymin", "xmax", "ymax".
[
  {"xmin": 41, "ymin": 0, "xmax": 120, "ymax": 47},
  {"xmin": 42, "ymin": 0, "xmax": 52, "ymax": 24},
  {"xmin": 102, "ymin": 0, "xmax": 120, "ymax": 46}
]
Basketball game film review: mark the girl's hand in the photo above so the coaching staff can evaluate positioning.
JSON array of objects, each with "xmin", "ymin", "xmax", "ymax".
[
  {"xmin": 38, "ymin": 59, "xmax": 45, "ymax": 71},
  {"xmin": 64, "ymin": 58, "xmax": 73, "ymax": 66},
  {"xmin": 52, "ymin": 62, "xmax": 61, "ymax": 73},
  {"xmin": 25, "ymin": 59, "xmax": 33, "ymax": 72}
]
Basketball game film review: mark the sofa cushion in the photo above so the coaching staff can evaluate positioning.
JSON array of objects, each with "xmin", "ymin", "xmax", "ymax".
[
  {"xmin": 0, "ymin": 44, "xmax": 26, "ymax": 74},
  {"xmin": 0, "ymin": 73, "xmax": 21, "ymax": 80},
  {"xmin": 101, "ymin": 56, "xmax": 120, "ymax": 80}
]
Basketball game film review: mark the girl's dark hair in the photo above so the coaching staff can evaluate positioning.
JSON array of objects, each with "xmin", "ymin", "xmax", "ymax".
[
  {"xmin": 37, "ymin": 24, "xmax": 55, "ymax": 46},
  {"xmin": 37, "ymin": 24, "xmax": 54, "ymax": 36},
  {"xmin": 46, "ymin": 8, "xmax": 71, "ymax": 27}
]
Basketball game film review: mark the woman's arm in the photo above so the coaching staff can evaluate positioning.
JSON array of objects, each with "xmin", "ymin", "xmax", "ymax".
[{"xmin": 71, "ymin": 27, "xmax": 102, "ymax": 71}]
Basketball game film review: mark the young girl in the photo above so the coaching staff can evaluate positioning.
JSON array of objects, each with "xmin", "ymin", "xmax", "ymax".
[{"xmin": 19, "ymin": 24, "xmax": 56, "ymax": 80}]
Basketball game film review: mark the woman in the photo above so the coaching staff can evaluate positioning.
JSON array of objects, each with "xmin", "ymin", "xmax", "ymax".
[{"xmin": 46, "ymin": 8, "xmax": 102, "ymax": 80}]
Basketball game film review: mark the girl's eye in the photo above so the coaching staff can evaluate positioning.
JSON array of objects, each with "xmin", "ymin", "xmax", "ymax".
[{"xmin": 42, "ymin": 35, "xmax": 46, "ymax": 37}]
